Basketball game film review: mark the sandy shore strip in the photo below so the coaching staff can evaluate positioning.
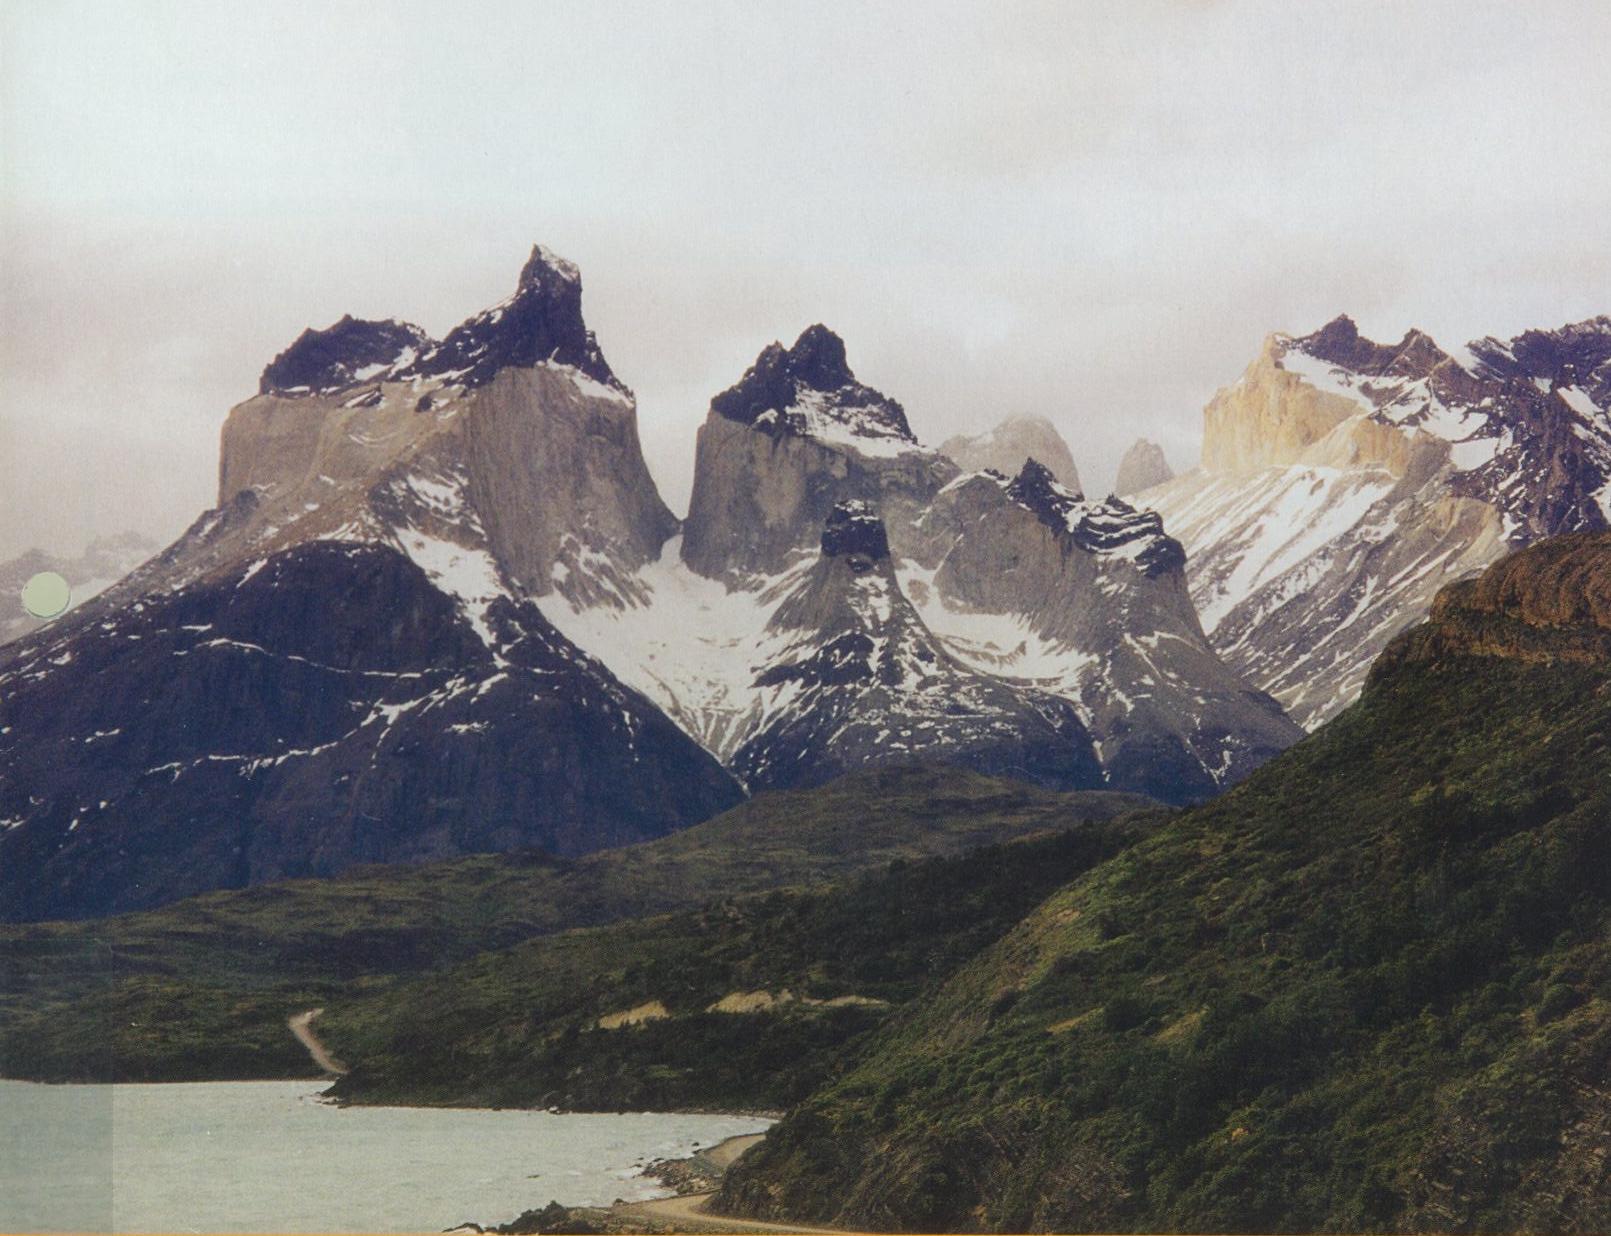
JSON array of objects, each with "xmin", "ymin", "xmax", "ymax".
[{"xmin": 617, "ymin": 1131, "xmax": 842, "ymax": 1234}]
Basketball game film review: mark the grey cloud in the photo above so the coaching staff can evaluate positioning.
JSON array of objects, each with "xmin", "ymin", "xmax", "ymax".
[{"xmin": 2, "ymin": 0, "xmax": 1608, "ymax": 558}]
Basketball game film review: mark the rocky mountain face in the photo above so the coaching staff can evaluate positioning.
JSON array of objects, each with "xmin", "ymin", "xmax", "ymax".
[
  {"xmin": 547, "ymin": 327, "xmax": 1300, "ymax": 804},
  {"xmin": 903, "ymin": 462, "xmax": 1298, "ymax": 799},
  {"xmin": 939, "ymin": 414, "xmax": 1082, "ymax": 491},
  {"xmin": 730, "ymin": 501, "xmax": 1105, "ymax": 793},
  {"xmin": 1, "ymin": 533, "xmax": 157, "ymax": 647},
  {"xmin": 1114, "ymin": 438, "xmax": 1173, "ymax": 495},
  {"xmin": 0, "ymin": 246, "xmax": 741, "ymax": 921},
  {"xmin": 0, "ymin": 247, "xmax": 1307, "ymax": 919},
  {"xmin": 1139, "ymin": 313, "xmax": 1611, "ymax": 727}
]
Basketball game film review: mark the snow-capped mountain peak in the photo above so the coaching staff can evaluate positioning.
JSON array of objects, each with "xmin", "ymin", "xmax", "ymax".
[
  {"xmin": 519, "ymin": 242, "xmax": 582, "ymax": 288},
  {"xmin": 1143, "ymin": 312, "xmax": 1611, "ymax": 728},
  {"xmin": 396, "ymin": 242, "xmax": 624, "ymax": 393},
  {"xmin": 0, "ymin": 244, "xmax": 732, "ymax": 921},
  {"xmin": 0, "ymin": 246, "xmax": 1318, "ymax": 922},
  {"xmin": 710, "ymin": 324, "xmax": 916, "ymax": 453}
]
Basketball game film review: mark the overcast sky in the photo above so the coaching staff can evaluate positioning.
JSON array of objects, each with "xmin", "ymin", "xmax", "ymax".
[{"xmin": 3, "ymin": 0, "xmax": 1609, "ymax": 559}]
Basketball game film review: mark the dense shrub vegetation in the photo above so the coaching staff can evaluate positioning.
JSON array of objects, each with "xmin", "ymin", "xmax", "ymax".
[{"xmin": 717, "ymin": 652, "xmax": 1611, "ymax": 1233}]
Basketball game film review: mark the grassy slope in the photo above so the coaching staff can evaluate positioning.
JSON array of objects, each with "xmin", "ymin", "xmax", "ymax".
[
  {"xmin": 717, "ymin": 630, "xmax": 1611, "ymax": 1230},
  {"xmin": 314, "ymin": 817, "xmax": 1152, "ymax": 1113},
  {"xmin": 0, "ymin": 766, "xmax": 1153, "ymax": 1082}
]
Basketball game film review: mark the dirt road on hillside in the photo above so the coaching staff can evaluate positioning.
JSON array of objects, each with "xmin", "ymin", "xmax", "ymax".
[{"xmin": 287, "ymin": 1008, "xmax": 348, "ymax": 1076}]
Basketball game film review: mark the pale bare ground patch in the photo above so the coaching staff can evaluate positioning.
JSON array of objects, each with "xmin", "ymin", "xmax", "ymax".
[{"xmin": 597, "ymin": 1000, "xmax": 672, "ymax": 1029}]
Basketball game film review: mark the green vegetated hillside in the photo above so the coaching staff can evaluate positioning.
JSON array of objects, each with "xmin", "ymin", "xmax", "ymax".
[
  {"xmin": 0, "ymin": 766, "xmax": 1153, "ymax": 1082},
  {"xmin": 715, "ymin": 532, "xmax": 1611, "ymax": 1234},
  {"xmin": 315, "ymin": 816, "xmax": 1153, "ymax": 1113}
]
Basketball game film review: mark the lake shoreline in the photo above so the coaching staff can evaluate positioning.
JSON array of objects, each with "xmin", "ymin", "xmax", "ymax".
[{"xmin": 460, "ymin": 1131, "xmax": 842, "ymax": 1236}]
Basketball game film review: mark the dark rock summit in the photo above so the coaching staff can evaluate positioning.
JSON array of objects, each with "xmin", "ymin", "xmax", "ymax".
[
  {"xmin": 1302, "ymin": 314, "xmax": 1458, "ymax": 381},
  {"xmin": 260, "ymin": 317, "xmax": 431, "ymax": 396},
  {"xmin": 709, "ymin": 324, "xmax": 914, "ymax": 442},
  {"xmin": 256, "ymin": 246, "xmax": 623, "ymax": 400},
  {"xmin": 398, "ymin": 244, "xmax": 623, "ymax": 392},
  {"xmin": 1005, "ymin": 457, "xmax": 1082, "ymax": 519},
  {"xmin": 1006, "ymin": 460, "xmax": 1183, "ymax": 576}
]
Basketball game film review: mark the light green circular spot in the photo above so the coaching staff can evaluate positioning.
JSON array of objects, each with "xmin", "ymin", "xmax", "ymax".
[{"xmin": 21, "ymin": 571, "xmax": 71, "ymax": 619}]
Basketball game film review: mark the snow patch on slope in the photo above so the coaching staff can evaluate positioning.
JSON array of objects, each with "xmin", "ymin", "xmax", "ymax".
[{"xmin": 540, "ymin": 535, "xmax": 809, "ymax": 760}]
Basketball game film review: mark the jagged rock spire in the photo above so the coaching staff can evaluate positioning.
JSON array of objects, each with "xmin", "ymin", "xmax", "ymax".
[{"xmin": 401, "ymin": 243, "xmax": 621, "ymax": 390}]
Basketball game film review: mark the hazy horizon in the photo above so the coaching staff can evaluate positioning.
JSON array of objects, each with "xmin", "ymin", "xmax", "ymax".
[{"xmin": 4, "ymin": 0, "xmax": 1609, "ymax": 560}]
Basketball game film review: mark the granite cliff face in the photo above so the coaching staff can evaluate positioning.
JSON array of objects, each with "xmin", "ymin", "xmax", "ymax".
[
  {"xmin": 905, "ymin": 462, "xmax": 1298, "ymax": 800},
  {"xmin": 680, "ymin": 326, "xmax": 954, "ymax": 582},
  {"xmin": 0, "ymin": 246, "xmax": 741, "ymax": 920},
  {"xmin": 1141, "ymin": 314, "xmax": 1611, "ymax": 726},
  {"xmin": 940, "ymin": 414, "xmax": 1082, "ymax": 492},
  {"xmin": 219, "ymin": 250, "xmax": 674, "ymax": 612}
]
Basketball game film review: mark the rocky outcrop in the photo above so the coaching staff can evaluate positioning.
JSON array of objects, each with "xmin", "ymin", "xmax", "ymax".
[
  {"xmin": 260, "ymin": 318, "xmax": 431, "ymax": 396},
  {"xmin": 1373, "ymin": 530, "xmax": 1611, "ymax": 675},
  {"xmin": 1143, "ymin": 313, "xmax": 1611, "ymax": 727},
  {"xmin": 217, "ymin": 248, "xmax": 675, "ymax": 610},
  {"xmin": 397, "ymin": 245, "xmax": 624, "ymax": 393},
  {"xmin": 940, "ymin": 414, "xmax": 1081, "ymax": 492},
  {"xmin": 1113, "ymin": 438, "xmax": 1173, "ymax": 495}
]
